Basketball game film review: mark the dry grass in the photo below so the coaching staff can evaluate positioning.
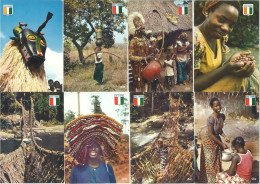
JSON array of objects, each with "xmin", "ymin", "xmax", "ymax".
[
  {"xmin": 64, "ymin": 44, "xmax": 127, "ymax": 92},
  {"xmin": 0, "ymin": 41, "xmax": 48, "ymax": 92}
]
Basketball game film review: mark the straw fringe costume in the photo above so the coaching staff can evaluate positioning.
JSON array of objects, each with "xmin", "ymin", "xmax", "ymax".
[
  {"xmin": 129, "ymin": 36, "xmax": 150, "ymax": 88},
  {"xmin": 128, "ymin": 12, "xmax": 151, "ymax": 89}
]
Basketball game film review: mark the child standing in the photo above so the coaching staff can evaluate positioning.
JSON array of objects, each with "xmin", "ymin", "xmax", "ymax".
[
  {"xmin": 93, "ymin": 47, "xmax": 104, "ymax": 84},
  {"xmin": 164, "ymin": 54, "xmax": 175, "ymax": 90}
]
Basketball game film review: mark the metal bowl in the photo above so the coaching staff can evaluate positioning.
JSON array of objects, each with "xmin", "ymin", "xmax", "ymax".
[{"xmin": 222, "ymin": 152, "xmax": 233, "ymax": 161}]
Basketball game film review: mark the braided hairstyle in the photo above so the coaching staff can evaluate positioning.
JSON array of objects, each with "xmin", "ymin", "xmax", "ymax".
[{"xmin": 232, "ymin": 136, "xmax": 245, "ymax": 148}]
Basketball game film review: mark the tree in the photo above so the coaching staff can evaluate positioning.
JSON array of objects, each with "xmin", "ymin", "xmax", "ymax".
[
  {"xmin": 64, "ymin": 110, "xmax": 76, "ymax": 125},
  {"xmin": 64, "ymin": 0, "xmax": 127, "ymax": 63},
  {"xmin": 1, "ymin": 93, "xmax": 18, "ymax": 115},
  {"xmin": 91, "ymin": 95, "xmax": 105, "ymax": 114},
  {"xmin": 115, "ymin": 97, "xmax": 129, "ymax": 133}
]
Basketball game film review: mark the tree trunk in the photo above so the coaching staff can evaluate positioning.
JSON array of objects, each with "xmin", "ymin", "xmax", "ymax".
[{"xmin": 76, "ymin": 46, "xmax": 85, "ymax": 64}]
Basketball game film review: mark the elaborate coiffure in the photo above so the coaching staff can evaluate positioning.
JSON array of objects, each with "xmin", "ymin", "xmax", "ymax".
[{"xmin": 128, "ymin": 12, "xmax": 145, "ymax": 35}]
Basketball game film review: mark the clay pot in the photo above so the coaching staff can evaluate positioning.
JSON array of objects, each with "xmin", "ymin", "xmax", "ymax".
[{"xmin": 142, "ymin": 60, "xmax": 161, "ymax": 81}]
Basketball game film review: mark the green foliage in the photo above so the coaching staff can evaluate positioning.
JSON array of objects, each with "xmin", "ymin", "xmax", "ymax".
[
  {"xmin": 64, "ymin": 0, "xmax": 127, "ymax": 63},
  {"xmin": 0, "ymin": 118, "xmax": 10, "ymax": 129},
  {"xmin": 64, "ymin": 110, "xmax": 76, "ymax": 125},
  {"xmin": 1, "ymin": 93, "xmax": 18, "ymax": 114},
  {"xmin": 30, "ymin": 93, "xmax": 64, "ymax": 122},
  {"xmin": 64, "ymin": 48, "xmax": 77, "ymax": 73},
  {"xmin": 91, "ymin": 95, "xmax": 105, "ymax": 115},
  {"xmin": 194, "ymin": 1, "xmax": 259, "ymax": 48},
  {"xmin": 42, "ymin": 120, "xmax": 64, "ymax": 127},
  {"xmin": 1, "ymin": 93, "xmax": 64, "ymax": 126}
]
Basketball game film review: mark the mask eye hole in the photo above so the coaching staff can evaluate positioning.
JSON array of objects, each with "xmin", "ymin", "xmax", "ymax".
[
  {"xmin": 40, "ymin": 40, "xmax": 46, "ymax": 47},
  {"xmin": 26, "ymin": 35, "xmax": 36, "ymax": 42}
]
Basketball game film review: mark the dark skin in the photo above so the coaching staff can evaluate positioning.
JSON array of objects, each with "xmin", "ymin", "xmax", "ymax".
[
  {"xmin": 225, "ymin": 144, "xmax": 247, "ymax": 176},
  {"xmin": 86, "ymin": 142, "xmax": 102, "ymax": 168},
  {"xmin": 208, "ymin": 100, "xmax": 230, "ymax": 150},
  {"xmin": 195, "ymin": 3, "xmax": 255, "ymax": 91},
  {"xmin": 176, "ymin": 38, "xmax": 191, "ymax": 54},
  {"xmin": 163, "ymin": 56, "xmax": 174, "ymax": 68}
]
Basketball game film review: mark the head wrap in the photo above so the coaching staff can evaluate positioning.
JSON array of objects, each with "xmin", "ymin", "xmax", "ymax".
[
  {"xmin": 66, "ymin": 114, "xmax": 123, "ymax": 165},
  {"xmin": 178, "ymin": 32, "xmax": 188, "ymax": 39},
  {"xmin": 202, "ymin": 0, "xmax": 241, "ymax": 16}
]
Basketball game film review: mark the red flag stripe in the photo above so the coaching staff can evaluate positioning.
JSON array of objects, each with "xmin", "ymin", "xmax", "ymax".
[
  {"xmin": 134, "ymin": 98, "xmax": 138, "ymax": 106},
  {"xmin": 115, "ymin": 97, "xmax": 118, "ymax": 105},
  {"xmin": 179, "ymin": 7, "xmax": 182, "ymax": 14},
  {"xmin": 50, "ymin": 98, "xmax": 54, "ymax": 106},
  {"xmin": 246, "ymin": 98, "xmax": 249, "ymax": 106},
  {"xmin": 113, "ymin": 6, "xmax": 116, "ymax": 14}
]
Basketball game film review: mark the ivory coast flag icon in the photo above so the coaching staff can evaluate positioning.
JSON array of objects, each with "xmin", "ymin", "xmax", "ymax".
[
  {"xmin": 178, "ymin": 4, "xmax": 188, "ymax": 15},
  {"xmin": 49, "ymin": 95, "xmax": 60, "ymax": 106},
  {"xmin": 134, "ymin": 95, "xmax": 144, "ymax": 106},
  {"xmin": 112, "ymin": 3, "xmax": 122, "ymax": 14},
  {"xmin": 245, "ymin": 95, "xmax": 255, "ymax": 106},
  {"xmin": 3, "ymin": 5, "xmax": 13, "ymax": 15},
  {"xmin": 114, "ymin": 94, "xmax": 124, "ymax": 105},
  {"xmin": 243, "ymin": 4, "xmax": 253, "ymax": 16}
]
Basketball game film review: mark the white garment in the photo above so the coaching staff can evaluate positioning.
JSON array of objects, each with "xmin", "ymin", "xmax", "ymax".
[
  {"xmin": 175, "ymin": 40, "xmax": 189, "ymax": 62},
  {"xmin": 95, "ymin": 52, "xmax": 103, "ymax": 64},
  {"xmin": 164, "ymin": 59, "xmax": 174, "ymax": 76}
]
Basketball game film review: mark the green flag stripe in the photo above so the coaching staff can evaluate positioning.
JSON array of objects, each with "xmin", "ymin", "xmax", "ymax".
[
  {"xmin": 9, "ymin": 8, "xmax": 12, "ymax": 14},
  {"xmin": 120, "ymin": 97, "xmax": 124, "ymax": 104},
  {"xmin": 119, "ymin": 6, "xmax": 122, "ymax": 13},
  {"xmin": 56, "ymin": 98, "xmax": 60, "ymax": 105},
  {"xmin": 184, "ymin": 7, "xmax": 188, "ymax": 14},
  {"xmin": 140, "ymin": 98, "xmax": 144, "ymax": 106},
  {"xmin": 252, "ymin": 97, "xmax": 255, "ymax": 106},
  {"xmin": 249, "ymin": 7, "xmax": 253, "ymax": 14}
]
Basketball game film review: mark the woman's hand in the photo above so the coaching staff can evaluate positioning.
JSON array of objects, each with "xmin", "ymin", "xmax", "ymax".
[
  {"xmin": 232, "ymin": 62, "xmax": 255, "ymax": 77},
  {"xmin": 224, "ymin": 136, "xmax": 230, "ymax": 143},
  {"xmin": 229, "ymin": 51, "xmax": 251, "ymax": 63},
  {"xmin": 222, "ymin": 143, "xmax": 228, "ymax": 149},
  {"xmin": 226, "ymin": 51, "xmax": 255, "ymax": 77}
]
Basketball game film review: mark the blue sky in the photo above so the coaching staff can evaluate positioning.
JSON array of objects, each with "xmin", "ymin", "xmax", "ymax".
[{"xmin": 1, "ymin": 0, "xmax": 63, "ymax": 83}]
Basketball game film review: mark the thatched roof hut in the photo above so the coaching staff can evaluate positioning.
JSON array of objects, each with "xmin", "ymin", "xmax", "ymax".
[{"xmin": 128, "ymin": 0, "xmax": 192, "ymax": 34}]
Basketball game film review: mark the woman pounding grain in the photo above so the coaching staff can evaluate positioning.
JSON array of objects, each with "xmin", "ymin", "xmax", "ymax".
[
  {"xmin": 194, "ymin": 0, "xmax": 257, "ymax": 92},
  {"xmin": 199, "ymin": 97, "xmax": 230, "ymax": 183}
]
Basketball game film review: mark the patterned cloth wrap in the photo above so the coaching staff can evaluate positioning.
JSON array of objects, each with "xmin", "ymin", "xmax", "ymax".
[
  {"xmin": 66, "ymin": 114, "xmax": 123, "ymax": 165},
  {"xmin": 216, "ymin": 172, "xmax": 251, "ymax": 184}
]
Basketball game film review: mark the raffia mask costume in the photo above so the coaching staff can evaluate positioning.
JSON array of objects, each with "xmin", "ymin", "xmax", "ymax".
[
  {"xmin": 19, "ymin": 29, "xmax": 47, "ymax": 69},
  {"xmin": 11, "ymin": 12, "xmax": 53, "ymax": 70}
]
